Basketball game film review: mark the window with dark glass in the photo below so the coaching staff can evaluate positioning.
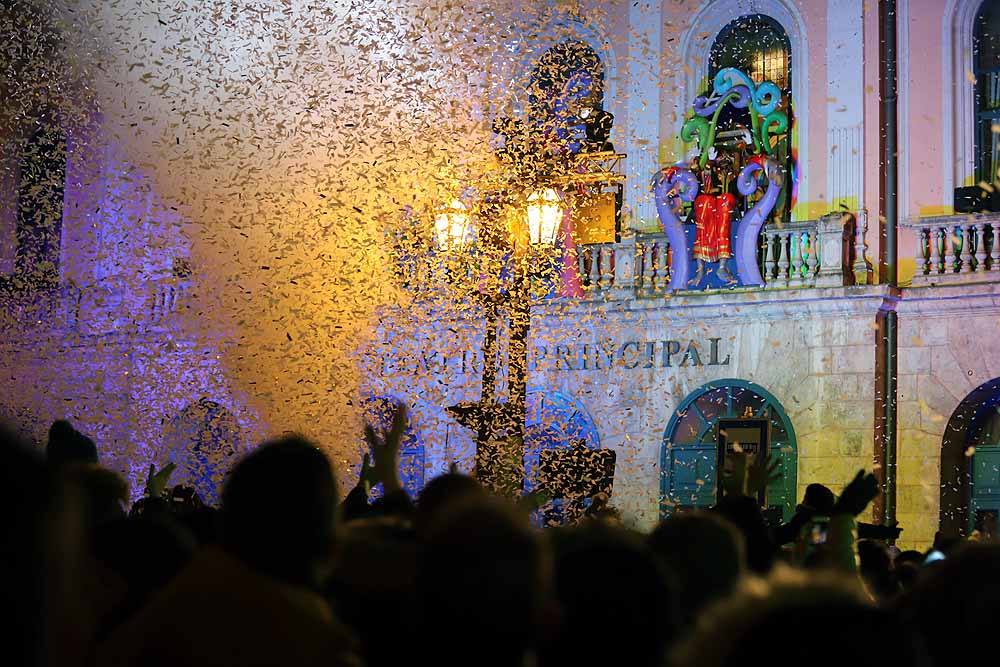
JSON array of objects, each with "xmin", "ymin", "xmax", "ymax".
[
  {"xmin": 708, "ymin": 15, "xmax": 792, "ymax": 224},
  {"xmin": 974, "ymin": 0, "xmax": 1000, "ymax": 186},
  {"xmin": 710, "ymin": 15, "xmax": 789, "ymax": 89},
  {"xmin": 15, "ymin": 118, "xmax": 65, "ymax": 285},
  {"xmin": 526, "ymin": 40, "xmax": 609, "ymax": 154}
]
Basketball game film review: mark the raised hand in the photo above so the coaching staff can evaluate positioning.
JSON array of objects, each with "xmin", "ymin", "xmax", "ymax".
[
  {"xmin": 721, "ymin": 451, "xmax": 749, "ymax": 497},
  {"xmin": 144, "ymin": 462, "xmax": 176, "ymax": 499},
  {"xmin": 364, "ymin": 401, "xmax": 408, "ymax": 494},
  {"xmin": 747, "ymin": 454, "xmax": 782, "ymax": 496},
  {"xmin": 833, "ymin": 470, "xmax": 879, "ymax": 517}
]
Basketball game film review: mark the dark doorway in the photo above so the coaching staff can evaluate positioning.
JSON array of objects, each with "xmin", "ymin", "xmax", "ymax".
[{"xmin": 939, "ymin": 377, "xmax": 1000, "ymax": 536}]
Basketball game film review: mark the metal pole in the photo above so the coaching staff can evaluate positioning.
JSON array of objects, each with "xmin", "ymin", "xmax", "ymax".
[
  {"xmin": 504, "ymin": 254, "xmax": 531, "ymax": 496},
  {"xmin": 874, "ymin": 0, "xmax": 899, "ymax": 527},
  {"xmin": 474, "ymin": 300, "xmax": 499, "ymax": 484},
  {"xmin": 873, "ymin": 306, "xmax": 898, "ymax": 526},
  {"xmin": 879, "ymin": 0, "xmax": 899, "ymax": 287}
]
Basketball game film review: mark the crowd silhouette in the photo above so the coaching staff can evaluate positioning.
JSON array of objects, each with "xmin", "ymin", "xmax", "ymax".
[{"xmin": 2, "ymin": 403, "xmax": 995, "ymax": 667}]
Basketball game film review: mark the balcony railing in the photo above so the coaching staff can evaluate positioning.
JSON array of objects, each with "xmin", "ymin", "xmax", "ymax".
[
  {"xmin": 0, "ymin": 274, "xmax": 191, "ymax": 337},
  {"xmin": 0, "ymin": 282, "xmax": 82, "ymax": 332},
  {"xmin": 576, "ymin": 211, "xmax": 870, "ymax": 297},
  {"xmin": 908, "ymin": 212, "xmax": 1000, "ymax": 285}
]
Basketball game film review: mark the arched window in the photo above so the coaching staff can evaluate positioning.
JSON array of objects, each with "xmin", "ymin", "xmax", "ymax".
[
  {"xmin": 708, "ymin": 15, "xmax": 793, "ymax": 224},
  {"xmin": 523, "ymin": 389, "xmax": 603, "ymax": 526},
  {"xmin": 974, "ymin": 1, "xmax": 1000, "ymax": 186},
  {"xmin": 526, "ymin": 40, "xmax": 609, "ymax": 154},
  {"xmin": 661, "ymin": 379, "xmax": 797, "ymax": 521},
  {"xmin": 710, "ymin": 15, "xmax": 791, "ymax": 102},
  {"xmin": 523, "ymin": 389, "xmax": 601, "ymax": 491},
  {"xmin": 939, "ymin": 377, "xmax": 1000, "ymax": 536},
  {"xmin": 529, "ymin": 40, "xmax": 604, "ymax": 102}
]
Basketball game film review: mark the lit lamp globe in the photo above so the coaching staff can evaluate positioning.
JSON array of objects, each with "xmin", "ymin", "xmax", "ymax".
[
  {"xmin": 525, "ymin": 188, "xmax": 563, "ymax": 247},
  {"xmin": 434, "ymin": 199, "xmax": 472, "ymax": 251}
]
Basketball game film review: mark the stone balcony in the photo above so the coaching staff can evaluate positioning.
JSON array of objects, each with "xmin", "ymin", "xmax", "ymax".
[
  {"xmin": 0, "ymin": 274, "xmax": 191, "ymax": 339},
  {"xmin": 573, "ymin": 211, "xmax": 873, "ymax": 300},
  {"xmin": 907, "ymin": 212, "xmax": 1000, "ymax": 286}
]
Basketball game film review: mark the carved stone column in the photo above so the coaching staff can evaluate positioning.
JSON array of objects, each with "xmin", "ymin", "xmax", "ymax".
[{"xmin": 816, "ymin": 213, "xmax": 848, "ymax": 287}]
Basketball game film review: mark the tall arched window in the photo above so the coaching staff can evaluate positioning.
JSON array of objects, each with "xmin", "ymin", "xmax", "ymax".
[
  {"xmin": 525, "ymin": 40, "xmax": 609, "ymax": 154},
  {"xmin": 974, "ymin": 1, "xmax": 1000, "ymax": 186},
  {"xmin": 529, "ymin": 40, "xmax": 605, "ymax": 102},
  {"xmin": 708, "ymin": 15, "xmax": 793, "ymax": 224},
  {"xmin": 710, "ymin": 15, "xmax": 791, "ymax": 100},
  {"xmin": 523, "ymin": 389, "xmax": 602, "ymax": 526},
  {"xmin": 523, "ymin": 389, "xmax": 600, "ymax": 491}
]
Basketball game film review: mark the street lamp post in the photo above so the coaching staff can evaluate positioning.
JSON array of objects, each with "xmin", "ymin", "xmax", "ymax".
[
  {"xmin": 445, "ymin": 188, "xmax": 564, "ymax": 496},
  {"xmin": 501, "ymin": 189, "xmax": 563, "ymax": 495},
  {"xmin": 440, "ymin": 96, "xmax": 622, "ymax": 497}
]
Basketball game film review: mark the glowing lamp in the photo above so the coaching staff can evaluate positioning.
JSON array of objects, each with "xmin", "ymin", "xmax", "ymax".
[
  {"xmin": 434, "ymin": 199, "xmax": 472, "ymax": 251},
  {"xmin": 526, "ymin": 188, "xmax": 563, "ymax": 246}
]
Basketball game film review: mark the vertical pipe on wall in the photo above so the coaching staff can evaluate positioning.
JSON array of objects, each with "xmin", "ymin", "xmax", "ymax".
[
  {"xmin": 873, "ymin": 305, "xmax": 898, "ymax": 526},
  {"xmin": 879, "ymin": 0, "xmax": 898, "ymax": 286},
  {"xmin": 873, "ymin": 0, "xmax": 899, "ymax": 527}
]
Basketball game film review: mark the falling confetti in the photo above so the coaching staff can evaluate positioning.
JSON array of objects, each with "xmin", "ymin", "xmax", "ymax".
[{"xmin": 0, "ymin": 0, "xmax": 997, "ymax": 551}]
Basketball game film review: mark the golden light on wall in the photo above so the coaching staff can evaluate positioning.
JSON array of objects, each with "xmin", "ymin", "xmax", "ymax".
[{"xmin": 574, "ymin": 192, "xmax": 617, "ymax": 244}]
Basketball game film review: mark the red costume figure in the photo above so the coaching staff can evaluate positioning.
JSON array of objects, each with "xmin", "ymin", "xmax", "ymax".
[
  {"xmin": 693, "ymin": 193, "xmax": 735, "ymax": 262},
  {"xmin": 690, "ymin": 159, "xmax": 737, "ymax": 285}
]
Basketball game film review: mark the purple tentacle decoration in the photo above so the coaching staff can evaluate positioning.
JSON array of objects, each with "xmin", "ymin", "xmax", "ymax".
[
  {"xmin": 692, "ymin": 95, "xmax": 716, "ymax": 117},
  {"xmin": 692, "ymin": 85, "xmax": 750, "ymax": 117},
  {"xmin": 726, "ymin": 85, "xmax": 751, "ymax": 109},
  {"xmin": 734, "ymin": 161, "xmax": 783, "ymax": 287},
  {"xmin": 737, "ymin": 162, "xmax": 763, "ymax": 196},
  {"xmin": 652, "ymin": 168, "xmax": 698, "ymax": 291}
]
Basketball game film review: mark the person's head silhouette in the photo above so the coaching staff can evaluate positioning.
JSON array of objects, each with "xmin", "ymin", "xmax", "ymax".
[
  {"xmin": 417, "ymin": 499, "xmax": 546, "ymax": 667},
  {"xmin": 220, "ymin": 435, "xmax": 336, "ymax": 589},
  {"xmin": 414, "ymin": 472, "xmax": 485, "ymax": 533},
  {"xmin": 648, "ymin": 511, "xmax": 745, "ymax": 626},
  {"xmin": 46, "ymin": 419, "xmax": 97, "ymax": 468}
]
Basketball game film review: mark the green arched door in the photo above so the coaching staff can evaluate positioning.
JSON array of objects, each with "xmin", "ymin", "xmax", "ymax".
[{"xmin": 660, "ymin": 379, "xmax": 798, "ymax": 521}]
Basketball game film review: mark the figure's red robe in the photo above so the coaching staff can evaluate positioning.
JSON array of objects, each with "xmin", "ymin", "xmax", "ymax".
[{"xmin": 693, "ymin": 191, "xmax": 736, "ymax": 262}]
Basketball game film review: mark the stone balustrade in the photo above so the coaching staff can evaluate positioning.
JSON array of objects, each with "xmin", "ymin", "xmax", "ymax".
[
  {"xmin": 0, "ymin": 275, "xmax": 190, "ymax": 337},
  {"xmin": 576, "ymin": 212, "xmax": 861, "ymax": 297},
  {"xmin": 760, "ymin": 220, "xmax": 822, "ymax": 289},
  {"xmin": 908, "ymin": 213, "xmax": 1000, "ymax": 285},
  {"xmin": 0, "ymin": 283, "xmax": 81, "ymax": 332},
  {"xmin": 149, "ymin": 278, "xmax": 187, "ymax": 324}
]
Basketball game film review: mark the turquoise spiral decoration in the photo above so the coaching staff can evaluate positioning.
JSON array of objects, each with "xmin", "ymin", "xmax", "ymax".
[
  {"xmin": 714, "ymin": 67, "xmax": 781, "ymax": 116},
  {"xmin": 752, "ymin": 81, "xmax": 782, "ymax": 116},
  {"xmin": 714, "ymin": 68, "xmax": 754, "ymax": 97}
]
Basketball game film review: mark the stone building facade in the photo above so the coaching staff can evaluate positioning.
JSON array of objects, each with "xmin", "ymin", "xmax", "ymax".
[{"xmin": 2, "ymin": 0, "xmax": 1000, "ymax": 549}]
